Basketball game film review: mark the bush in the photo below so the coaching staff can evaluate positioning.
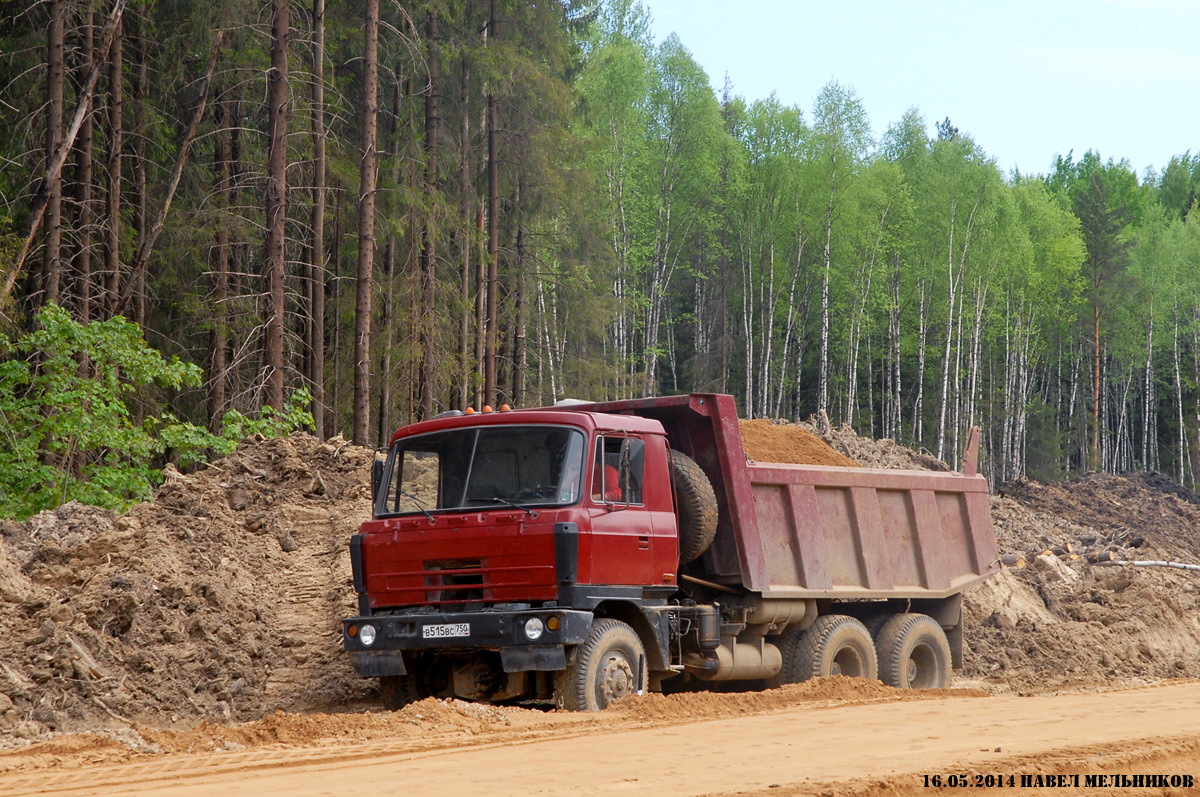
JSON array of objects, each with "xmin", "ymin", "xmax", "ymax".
[{"xmin": 0, "ymin": 304, "xmax": 313, "ymax": 520}]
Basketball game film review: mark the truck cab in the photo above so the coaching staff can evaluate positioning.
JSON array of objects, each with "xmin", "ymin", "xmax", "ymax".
[{"xmin": 344, "ymin": 407, "xmax": 681, "ymax": 708}]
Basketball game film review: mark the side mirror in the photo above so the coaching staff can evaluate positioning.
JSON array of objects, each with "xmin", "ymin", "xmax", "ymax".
[{"xmin": 371, "ymin": 458, "xmax": 384, "ymax": 506}]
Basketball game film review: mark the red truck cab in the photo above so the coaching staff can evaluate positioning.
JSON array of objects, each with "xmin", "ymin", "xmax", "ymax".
[{"xmin": 345, "ymin": 406, "xmax": 680, "ymax": 707}]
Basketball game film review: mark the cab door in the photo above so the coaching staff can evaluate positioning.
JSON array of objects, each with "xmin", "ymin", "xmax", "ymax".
[{"xmin": 585, "ymin": 435, "xmax": 657, "ymax": 587}]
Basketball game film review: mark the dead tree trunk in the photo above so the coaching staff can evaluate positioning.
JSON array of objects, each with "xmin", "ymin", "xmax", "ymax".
[
  {"xmin": 352, "ymin": 0, "xmax": 378, "ymax": 444},
  {"xmin": 4, "ymin": 0, "xmax": 127, "ymax": 301},
  {"xmin": 377, "ymin": 79, "xmax": 402, "ymax": 447},
  {"xmin": 42, "ymin": 0, "xmax": 66, "ymax": 307},
  {"xmin": 70, "ymin": 2, "xmax": 95, "ymax": 321},
  {"xmin": 263, "ymin": 0, "xmax": 289, "ymax": 411},
  {"xmin": 457, "ymin": 59, "xmax": 472, "ymax": 410},
  {"xmin": 130, "ymin": 16, "xmax": 147, "ymax": 326},
  {"xmin": 103, "ymin": 14, "xmax": 123, "ymax": 317},
  {"xmin": 418, "ymin": 9, "xmax": 438, "ymax": 419},
  {"xmin": 474, "ymin": 202, "xmax": 485, "ymax": 409},
  {"xmin": 209, "ymin": 95, "xmax": 230, "ymax": 432},
  {"xmin": 329, "ymin": 201, "xmax": 341, "ymax": 438},
  {"xmin": 114, "ymin": 30, "xmax": 223, "ymax": 316},
  {"xmin": 512, "ymin": 178, "xmax": 527, "ymax": 406},
  {"xmin": 484, "ymin": 0, "xmax": 499, "ymax": 407},
  {"xmin": 308, "ymin": 0, "xmax": 326, "ymax": 437}
]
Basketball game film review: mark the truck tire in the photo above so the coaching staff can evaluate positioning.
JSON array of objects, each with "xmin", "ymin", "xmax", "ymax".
[
  {"xmin": 864, "ymin": 613, "xmax": 891, "ymax": 640},
  {"xmin": 554, "ymin": 618, "xmax": 646, "ymax": 711},
  {"xmin": 379, "ymin": 674, "xmax": 427, "ymax": 710},
  {"xmin": 875, "ymin": 613, "xmax": 951, "ymax": 689},
  {"xmin": 783, "ymin": 615, "xmax": 878, "ymax": 683},
  {"xmin": 671, "ymin": 451, "xmax": 718, "ymax": 564},
  {"xmin": 765, "ymin": 623, "xmax": 808, "ymax": 688}
]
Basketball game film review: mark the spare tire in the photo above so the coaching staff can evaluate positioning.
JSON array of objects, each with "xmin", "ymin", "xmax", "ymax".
[{"xmin": 671, "ymin": 451, "xmax": 718, "ymax": 564}]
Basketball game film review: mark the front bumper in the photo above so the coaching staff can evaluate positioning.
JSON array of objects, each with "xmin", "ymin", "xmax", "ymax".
[{"xmin": 343, "ymin": 607, "xmax": 593, "ymax": 677}]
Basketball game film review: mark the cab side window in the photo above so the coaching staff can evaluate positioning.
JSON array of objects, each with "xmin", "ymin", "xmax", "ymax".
[{"xmin": 591, "ymin": 436, "xmax": 645, "ymax": 505}]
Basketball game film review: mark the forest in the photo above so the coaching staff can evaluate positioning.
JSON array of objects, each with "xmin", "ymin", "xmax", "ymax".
[{"xmin": 3, "ymin": 0, "xmax": 1200, "ymax": 518}]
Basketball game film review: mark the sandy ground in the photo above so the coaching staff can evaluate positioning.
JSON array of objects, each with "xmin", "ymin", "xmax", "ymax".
[
  {"xmin": 3, "ymin": 680, "xmax": 1200, "ymax": 796},
  {"xmin": 8, "ymin": 426, "xmax": 1200, "ymax": 795}
]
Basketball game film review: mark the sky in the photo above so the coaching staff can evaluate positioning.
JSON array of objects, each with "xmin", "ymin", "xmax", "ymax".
[{"xmin": 640, "ymin": 0, "xmax": 1200, "ymax": 178}]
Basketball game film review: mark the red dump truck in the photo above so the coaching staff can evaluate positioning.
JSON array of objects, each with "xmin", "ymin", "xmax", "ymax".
[{"xmin": 342, "ymin": 393, "xmax": 998, "ymax": 710}]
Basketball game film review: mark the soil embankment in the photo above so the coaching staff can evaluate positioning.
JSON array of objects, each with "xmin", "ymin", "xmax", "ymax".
[{"xmin": 4, "ymin": 419, "xmax": 1200, "ymax": 787}]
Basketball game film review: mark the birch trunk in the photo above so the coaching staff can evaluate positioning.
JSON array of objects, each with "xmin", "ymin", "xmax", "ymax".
[{"xmin": 818, "ymin": 151, "xmax": 835, "ymax": 413}]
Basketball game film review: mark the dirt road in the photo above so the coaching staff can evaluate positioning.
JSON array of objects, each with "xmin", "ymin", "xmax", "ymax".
[{"xmin": 5, "ymin": 680, "xmax": 1200, "ymax": 797}]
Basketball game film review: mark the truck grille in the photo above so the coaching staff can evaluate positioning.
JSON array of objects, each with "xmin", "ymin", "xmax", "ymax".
[{"xmin": 423, "ymin": 559, "xmax": 486, "ymax": 605}]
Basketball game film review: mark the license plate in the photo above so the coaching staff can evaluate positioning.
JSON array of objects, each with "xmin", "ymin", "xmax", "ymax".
[{"xmin": 423, "ymin": 622, "xmax": 470, "ymax": 639}]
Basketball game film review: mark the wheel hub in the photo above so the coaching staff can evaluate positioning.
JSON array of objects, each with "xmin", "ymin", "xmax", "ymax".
[{"xmin": 599, "ymin": 654, "xmax": 635, "ymax": 704}]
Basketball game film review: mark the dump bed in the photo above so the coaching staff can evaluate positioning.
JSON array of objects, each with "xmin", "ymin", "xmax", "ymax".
[{"xmin": 557, "ymin": 393, "xmax": 999, "ymax": 599}]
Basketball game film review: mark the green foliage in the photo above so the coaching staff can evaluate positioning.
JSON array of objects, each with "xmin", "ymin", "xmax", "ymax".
[
  {"xmin": 0, "ymin": 305, "xmax": 312, "ymax": 520},
  {"xmin": 8, "ymin": 0, "xmax": 1200, "ymax": 494},
  {"xmin": 214, "ymin": 388, "xmax": 315, "ymax": 454}
]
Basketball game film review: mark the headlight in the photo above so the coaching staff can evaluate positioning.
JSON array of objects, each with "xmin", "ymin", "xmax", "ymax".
[
  {"xmin": 359, "ymin": 624, "xmax": 377, "ymax": 647},
  {"xmin": 524, "ymin": 617, "xmax": 544, "ymax": 641}
]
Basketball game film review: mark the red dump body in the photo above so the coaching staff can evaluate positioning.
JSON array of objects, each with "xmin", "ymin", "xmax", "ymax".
[{"xmin": 555, "ymin": 393, "xmax": 999, "ymax": 598}]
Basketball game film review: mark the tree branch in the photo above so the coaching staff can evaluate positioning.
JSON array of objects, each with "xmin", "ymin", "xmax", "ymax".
[
  {"xmin": 4, "ymin": 0, "xmax": 129, "ymax": 301},
  {"xmin": 113, "ymin": 29, "xmax": 224, "ymax": 316}
]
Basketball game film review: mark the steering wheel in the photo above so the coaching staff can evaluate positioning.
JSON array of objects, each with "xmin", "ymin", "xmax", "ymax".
[{"xmin": 512, "ymin": 486, "xmax": 545, "ymax": 500}]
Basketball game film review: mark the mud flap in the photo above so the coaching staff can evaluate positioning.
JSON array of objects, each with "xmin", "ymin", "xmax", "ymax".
[
  {"xmin": 909, "ymin": 594, "xmax": 963, "ymax": 670},
  {"xmin": 349, "ymin": 650, "xmax": 407, "ymax": 677},
  {"xmin": 946, "ymin": 621, "xmax": 963, "ymax": 670}
]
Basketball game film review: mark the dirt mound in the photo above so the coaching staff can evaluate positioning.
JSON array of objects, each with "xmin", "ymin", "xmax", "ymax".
[
  {"xmin": 745, "ymin": 416, "xmax": 950, "ymax": 471},
  {"xmin": 779, "ymin": 422, "xmax": 1200, "ymax": 694},
  {"xmin": 740, "ymin": 419, "xmax": 860, "ymax": 467},
  {"xmin": 963, "ymin": 472, "xmax": 1200, "ymax": 692},
  {"xmin": 813, "ymin": 423, "xmax": 951, "ymax": 471},
  {"xmin": 999, "ymin": 472, "xmax": 1200, "ymax": 561},
  {"xmin": 8, "ymin": 415, "xmax": 1200, "ymax": 750},
  {"xmin": 137, "ymin": 697, "xmax": 523, "ymax": 755},
  {"xmin": 0, "ymin": 433, "xmax": 376, "ymax": 740},
  {"xmin": 611, "ymin": 676, "xmax": 985, "ymax": 722}
]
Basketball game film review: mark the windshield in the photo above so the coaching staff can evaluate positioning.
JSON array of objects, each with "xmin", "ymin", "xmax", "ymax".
[{"xmin": 378, "ymin": 425, "xmax": 587, "ymax": 516}]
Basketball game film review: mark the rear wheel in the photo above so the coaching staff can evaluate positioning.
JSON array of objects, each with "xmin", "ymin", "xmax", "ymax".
[
  {"xmin": 875, "ymin": 613, "xmax": 951, "ymax": 689},
  {"xmin": 787, "ymin": 615, "xmax": 878, "ymax": 682},
  {"xmin": 554, "ymin": 619, "xmax": 646, "ymax": 711},
  {"xmin": 864, "ymin": 613, "xmax": 891, "ymax": 640},
  {"xmin": 766, "ymin": 623, "xmax": 808, "ymax": 688}
]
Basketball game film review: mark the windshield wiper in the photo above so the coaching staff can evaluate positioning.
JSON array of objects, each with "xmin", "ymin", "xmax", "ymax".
[
  {"xmin": 400, "ymin": 489, "xmax": 436, "ymax": 521},
  {"xmin": 490, "ymin": 496, "xmax": 537, "ymax": 517}
]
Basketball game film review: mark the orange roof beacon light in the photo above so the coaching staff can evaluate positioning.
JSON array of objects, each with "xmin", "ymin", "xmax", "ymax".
[
  {"xmin": 482, "ymin": 405, "xmax": 493, "ymax": 413},
  {"xmin": 464, "ymin": 406, "xmax": 475, "ymax": 414},
  {"xmin": 500, "ymin": 404, "xmax": 512, "ymax": 412}
]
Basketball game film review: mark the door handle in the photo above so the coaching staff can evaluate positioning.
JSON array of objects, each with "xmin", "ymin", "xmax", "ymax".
[{"xmin": 638, "ymin": 535, "xmax": 650, "ymax": 550}]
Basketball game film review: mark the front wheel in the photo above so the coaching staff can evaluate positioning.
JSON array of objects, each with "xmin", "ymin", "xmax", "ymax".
[
  {"xmin": 554, "ymin": 619, "xmax": 646, "ymax": 711},
  {"xmin": 379, "ymin": 671, "xmax": 427, "ymax": 710}
]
